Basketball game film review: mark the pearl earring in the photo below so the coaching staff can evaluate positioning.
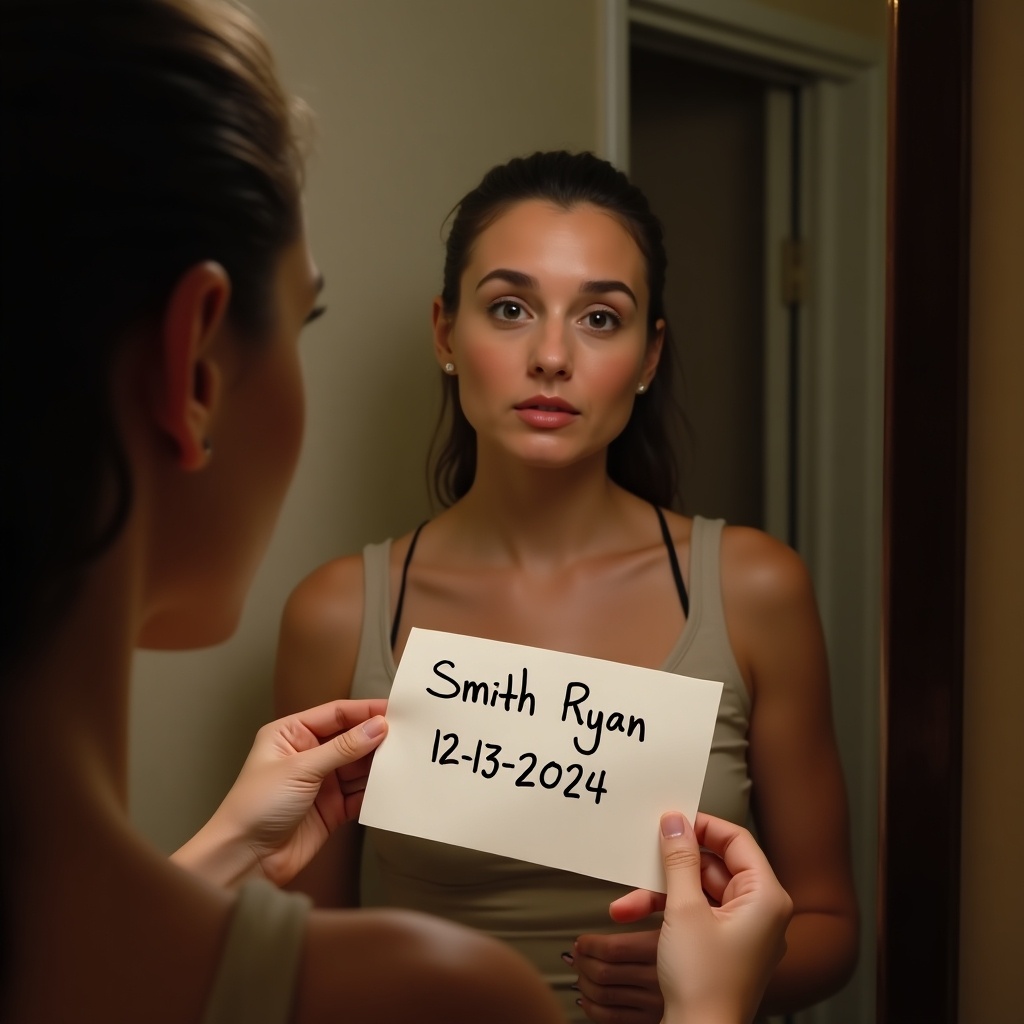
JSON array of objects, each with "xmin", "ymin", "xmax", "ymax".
[
  {"xmin": 444, "ymin": 362, "xmax": 456, "ymax": 374},
  {"xmin": 636, "ymin": 382, "xmax": 647, "ymax": 394}
]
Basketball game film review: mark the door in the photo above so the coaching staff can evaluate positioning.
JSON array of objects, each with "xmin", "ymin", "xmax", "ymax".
[{"xmin": 630, "ymin": 47, "xmax": 800, "ymax": 540}]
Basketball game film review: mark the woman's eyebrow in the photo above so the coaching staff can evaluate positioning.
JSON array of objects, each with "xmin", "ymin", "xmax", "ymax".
[
  {"xmin": 476, "ymin": 268, "xmax": 537, "ymax": 291},
  {"xmin": 580, "ymin": 279, "xmax": 637, "ymax": 307},
  {"xmin": 476, "ymin": 269, "xmax": 638, "ymax": 309}
]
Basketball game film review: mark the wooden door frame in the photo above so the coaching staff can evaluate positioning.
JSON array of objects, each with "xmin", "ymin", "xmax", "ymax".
[{"xmin": 880, "ymin": 1, "xmax": 971, "ymax": 1021}]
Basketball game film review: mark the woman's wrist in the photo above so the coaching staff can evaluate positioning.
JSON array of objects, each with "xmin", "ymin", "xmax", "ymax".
[
  {"xmin": 661, "ymin": 1001, "xmax": 746, "ymax": 1024},
  {"xmin": 170, "ymin": 813, "xmax": 259, "ymax": 888}
]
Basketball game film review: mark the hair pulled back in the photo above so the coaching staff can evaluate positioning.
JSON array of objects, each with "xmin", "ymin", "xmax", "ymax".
[
  {"xmin": 430, "ymin": 150, "xmax": 680, "ymax": 509},
  {"xmin": 0, "ymin": 0, "xmax": 306, "ymax": 678}
]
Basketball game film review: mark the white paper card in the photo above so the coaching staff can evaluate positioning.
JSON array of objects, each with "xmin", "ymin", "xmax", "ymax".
[{"xmin": 358, "ymin": 628, "xmax": 723, "ymax": 892}]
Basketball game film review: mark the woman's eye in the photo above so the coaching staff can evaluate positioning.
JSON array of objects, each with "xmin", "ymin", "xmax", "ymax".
[
  {"xmin": 583, "ymin": 309, "xmax": 622, "ymax": 332},
  {"xmin": 489, "ymin": 300, "xmax": 527, "ymax": 322}
]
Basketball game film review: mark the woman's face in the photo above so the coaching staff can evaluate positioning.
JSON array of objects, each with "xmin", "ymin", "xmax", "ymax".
[
  {"xmin": 140, "ymin": 230, "xmax": 322, "ymax": 649},
  {"xmin": 435, "ymin": 199, "xmax": 663, "ymax": 476}
]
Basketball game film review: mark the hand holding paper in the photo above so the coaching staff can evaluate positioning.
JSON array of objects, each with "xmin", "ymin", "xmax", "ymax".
[{"xmin": 359, "ymin": 628, "xmax": 723, "ymax": 892}]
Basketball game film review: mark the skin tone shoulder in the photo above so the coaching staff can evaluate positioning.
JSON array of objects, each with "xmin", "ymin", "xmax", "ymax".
[{"xmin": 276, "ymin": 196, "xmax": 857, "ymax": 1018}]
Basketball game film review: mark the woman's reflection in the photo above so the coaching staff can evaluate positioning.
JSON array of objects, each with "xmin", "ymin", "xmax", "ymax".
[{"xmin": 274, "ymin": 149, "xmax": 859, "ymax": 1022}]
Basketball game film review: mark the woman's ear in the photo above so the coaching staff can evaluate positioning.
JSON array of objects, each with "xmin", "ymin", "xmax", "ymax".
[
  {"xmin": 431, "ymin": 296, "xmax": 455, "ymax": 370},
  {"xmin": 642, "ymin": 318, "xmax": 666, "ymax": 385},
  {"xmin": 154, "ymin": 261, "xmax": 231, "ymax": 470}
]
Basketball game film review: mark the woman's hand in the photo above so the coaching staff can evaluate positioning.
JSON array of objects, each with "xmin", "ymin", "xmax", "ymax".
[
  {"xmin": 569, "ymin": 929, "xmax": 662, "ymax": 1023},
  {"xmin": 608, "ymin": 812, "xmax": 792, "ymax": 1024},
  {"xmin": 172, "ymin": 698, "xmax": 388, "ymax": 888}
]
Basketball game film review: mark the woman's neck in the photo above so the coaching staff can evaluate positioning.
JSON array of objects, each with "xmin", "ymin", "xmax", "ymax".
[
  {"xmin": 8, "ymin": 534, "xmax": 143, "ymax": 822},
  {"xmin": 3, "ymin": 583, "xmax": 229, "ymax": 1023},
  {"xmin": 448, "ymin": 452, "xmax": 643, "ymax": 568},
  {"xmin": 1, "ymin": 533, "xmax": 167, "ymax": 1011}
]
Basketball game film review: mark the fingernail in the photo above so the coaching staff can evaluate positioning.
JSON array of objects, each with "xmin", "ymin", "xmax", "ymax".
[
  {"xmin": 560, "ymin": 952, "xmax": 574, "ymax": 967},
  {"xmin": 570, "ymin": 984, "xmax": 580, "ymax": 992},
  {"xmin": 661, "ymin": 811, "xmax": 687, "ymax": 838},
  {"xmin": 362, "ymin": 716, "xmax": 386, "ymax": 738}
]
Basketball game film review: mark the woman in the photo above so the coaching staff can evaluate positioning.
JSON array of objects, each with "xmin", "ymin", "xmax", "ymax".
[
  {"xmin": 275, "ymin": 150, "xmax": 857, "ymax": 1021},
  {"xmin": 0, "ymin": 2, "xmax": 790, "ymax": 1023}
]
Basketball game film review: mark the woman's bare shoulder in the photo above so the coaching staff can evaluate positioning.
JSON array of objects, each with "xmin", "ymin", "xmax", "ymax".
[
  {"xmin": 282, "ymin": 553, "xmax": 367, "ymax": 641},
  {"xmin": 718, "ymin": 524, "xmax": 816, "ymax": 615},
  {"xmin": 273, "ymin": 554, "xmax": 368, "ymax": 714},
  {"xmin": 718, "ymin": 525, "xmax": 828, "ymax": 696},
  {"xmin": 651, "ymin": 505, "xmax": 694, "ymax": 536},
  {"xmin": 294, "ymin": 907, "xmax": 564, "ymax": 1024}
]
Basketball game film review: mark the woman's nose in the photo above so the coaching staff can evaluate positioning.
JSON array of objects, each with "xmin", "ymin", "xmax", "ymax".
[{"xmin": 529, "ymin": 320, "xmax": 573, "ymax": 378}]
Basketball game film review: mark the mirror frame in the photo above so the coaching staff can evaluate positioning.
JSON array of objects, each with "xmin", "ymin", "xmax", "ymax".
[{"xmin": 879, "ymin": 0, "xmax": 972, "ymax": 1020}]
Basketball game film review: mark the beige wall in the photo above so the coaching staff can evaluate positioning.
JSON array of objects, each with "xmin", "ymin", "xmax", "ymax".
[
  {"xmin": 129, "ymin": 0, "xmax": 600, "ymax": 851},
  {"xmin": 751, "ymin": 0, "xmax": 886, "ymax": 39},
  {"xmin": 961, "ymin": 0, "xmax": 1024, "ymax": 1020}
]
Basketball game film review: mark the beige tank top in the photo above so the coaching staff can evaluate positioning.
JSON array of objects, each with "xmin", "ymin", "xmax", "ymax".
[
  {"xmin": 351, "ymin": 515, "xmax": 751, "ymax": 1023},
  {"xmin": 201, "ymin": 879, "xmax": 311, "ymax": 1024}
]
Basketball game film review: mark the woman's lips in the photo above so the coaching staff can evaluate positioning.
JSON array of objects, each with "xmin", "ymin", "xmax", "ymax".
[{"xmin": 514, "ymin": 395, "xmax": 579, "ymax": 429}]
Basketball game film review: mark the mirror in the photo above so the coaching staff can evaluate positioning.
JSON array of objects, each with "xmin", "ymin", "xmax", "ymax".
[{"xmin": 127, "ymin": 1, "xmax": 972, "ymax": 1022}]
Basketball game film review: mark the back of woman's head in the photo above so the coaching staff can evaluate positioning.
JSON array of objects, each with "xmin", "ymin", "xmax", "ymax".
[
  {"xmin": 431, "ymin": 150, "xmax": 681, "ymax": 508},
  {"xmin": 0, "ymin": 0, "xmax": 305, "ymax": 678}
]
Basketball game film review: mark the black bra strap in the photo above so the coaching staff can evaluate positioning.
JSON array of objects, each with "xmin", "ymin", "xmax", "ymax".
[
  {"xmin": 390, "ymin": 521, "xmax": 427, "ymax": 650},
  {"xmin": 654, "ymin": 504, "xmax": 690, "ymax": 618},
  {"xmin": 392, "ymin": 511, "xmax": 688, "ymax": 648}
]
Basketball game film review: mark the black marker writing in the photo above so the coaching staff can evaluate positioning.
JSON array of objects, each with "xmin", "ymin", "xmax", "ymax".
[
  {"xmin": 427, "ymin": 660, "xmax": 536, "ymax": 716},
  {"xmin": 429, "ymin": 728, "xmax": 609, "ymax": 804},
  {"xmin": 561, "ymin": 681, "xmax": 646, "ymax": 755}
]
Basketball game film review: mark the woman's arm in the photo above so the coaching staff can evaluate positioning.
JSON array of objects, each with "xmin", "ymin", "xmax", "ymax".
[
  {"xmin": 171, "ymin": 699, "xmax": 387, "ymax": 888},
  {"xmin": 723, "ymin": 527, "xmax": 859, "ymax": 1013},
  {"xmin": 272, "ymin": 554, "xmax": 369, "ymax": 907},
  {"xmin": 297, "ymin": 905, "xmax": 567, "ymax": 1024}
]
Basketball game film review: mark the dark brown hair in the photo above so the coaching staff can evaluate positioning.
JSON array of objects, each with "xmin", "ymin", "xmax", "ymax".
[
  {"xmin": 430, "ymin": 150, "xmax": 682, "ymax": 509},
  {"xmin": 0, "ymin": 1, "xmax": 309, "ymax": 1002},
  {"xmin": 0, "ymin": 0, "xmax": 306, "ymax": 677}
]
